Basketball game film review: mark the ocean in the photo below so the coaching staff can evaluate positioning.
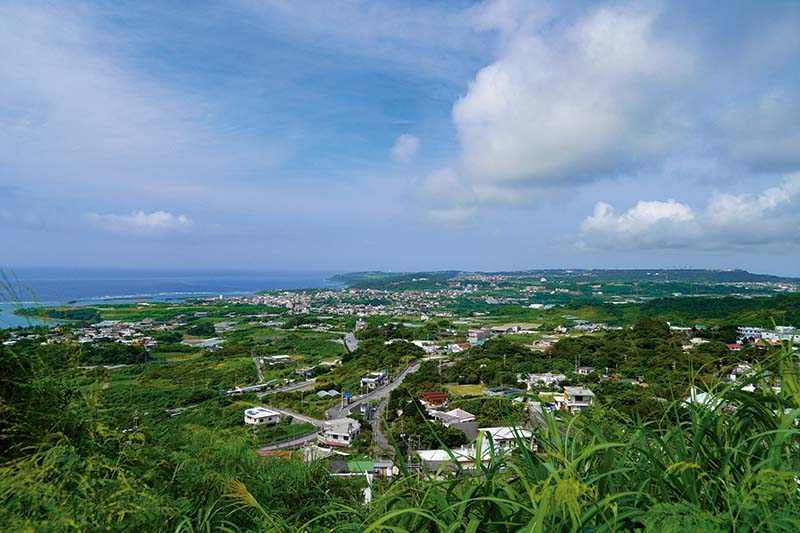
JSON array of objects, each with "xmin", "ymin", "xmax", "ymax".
[{"xmin": 0, "ymin": 267, "xmax": 343, "ymax": 329}]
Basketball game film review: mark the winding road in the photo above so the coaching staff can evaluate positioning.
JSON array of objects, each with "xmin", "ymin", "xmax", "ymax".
[
  {"xmin": 326, "ymin": 360, "xmax": 421, "ymax": 420},
  {"xmin": 256, "ymin": 361, "xmax": 421, "ymax": 453}
]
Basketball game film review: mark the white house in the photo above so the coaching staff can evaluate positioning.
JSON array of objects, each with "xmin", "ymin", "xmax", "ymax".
[
  {"xmin": 411, "ymin": 340, "xmax": 438, "ymax": 354},
  {"xmin": 520, "ymin": 372, "xmax": 567, "ymax": 390},
  {"xmin": 263, "ymin": 355, "xmax": 292, "ymax": 365},
  {"xmin": 244, "ymin": 407, "xmax": 281, "ymax": 426},
  {"xmin": 684, "ymin": 387, "xmax": 727, "ymax": 410},
  {"xmin": 478, "ymin": 427, "xmax": 535, "ymax": 452},
  {"xmin": 416, "ymin": 446, "xmax": 492, "ymax": 472},
  {"xmin": 318, "ymin": 417, "xmax": 361, "ymax": 447},
  {"xmin": 557, "ymin": 386, "xmax": 596, "ymax": 413},
  {"xmin": 360, "ymin": 371, "xmax": 386, "ymax": 391},
  {"xmin": 467, "ymin": 328, "xmax": 490, "ymax": 344},
  {"xmin": 429, "ymin": 408, "xmax": 477, "ymax": 427}
]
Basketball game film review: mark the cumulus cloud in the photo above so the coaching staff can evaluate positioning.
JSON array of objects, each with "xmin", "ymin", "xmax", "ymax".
[
  {"xmin": 390, "ymin": 134, "xmax": 420, "ymax": 162},
  {"xmin": 455, "ymin": 3, "xmax": 691, "ymax": 184},
  {"xmin": 418, "ymin": 165, "xmax": 544, "ymax": 227},
  {"xmin": 578, "ymin": 174, "xmax": 800, "ymax": 250},
  {"xmin": 85, "ymin": 210, "xmax": 194, "ymax": 237}
]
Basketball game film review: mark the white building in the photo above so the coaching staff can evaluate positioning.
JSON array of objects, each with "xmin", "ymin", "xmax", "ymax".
[
  {"xmin": 429, "ymin": 408, "xmax": 477, "ymax": 427},
  {"xmin": 263, "ymin": 355, "xmax": 292, "ymax": 365},
  {"xmin": 557, "ymin": 386, "xmax": 596, "ymax": 413},
  {"xmin": 318, "ymin": 417, "xmax": 361, "ymax": 448},
  {"xmin": 467, "ymin": 328, "xmax": 490, "ymax": 344},
  {"xmin": 244, "ymin": 407, "xmax": 281, "ymax": 426},
  {"xmin": 416, "ymin": 446, "xmax": 492, "ymax": 472},
  {"xmin": 478, "ymin": 427, "xmax": 535, "ymax": 452},
  {"xmin": 520, "ymin": 372, "xmax": 567, "ymax": 390},
  {"xmin": 360, "ymin": 371, "xmax": 386, "ymax": 391},
  {"xmin": 411, "ymin": 340, "xmax": 438, "ymax": 354}
]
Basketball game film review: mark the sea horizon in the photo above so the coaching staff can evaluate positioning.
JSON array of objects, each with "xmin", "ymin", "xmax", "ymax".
[{"xmin": 0, "ymin": 267, "xmax": 344, "ymax": 329}]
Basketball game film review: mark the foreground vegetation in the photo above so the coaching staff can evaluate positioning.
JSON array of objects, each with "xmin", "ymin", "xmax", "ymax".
[
  {"xmin": 2, "ymin": 327, "xmax": 798, "ymax": 531},
  {"xmin": 2, "ymin": 269, "xmax": 799, "ymax": 531}
]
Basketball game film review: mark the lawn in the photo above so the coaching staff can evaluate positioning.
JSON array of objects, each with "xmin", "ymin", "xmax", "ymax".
[{"xmin": 445, "ymin": 383, "xmax": 485, "ymax": 397}]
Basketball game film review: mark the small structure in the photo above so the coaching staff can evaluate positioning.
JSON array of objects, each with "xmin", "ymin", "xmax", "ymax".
[
  {"xmin": 576, "ymin": 366, "xmax": 596, "ymax": 376},
  {"xmin": 467, "ymin": 328, "xmax": 490, "ymax": 344},
  {"xmin": 318, "ymin": 417, "xmax": 361, "ymax": 448},
  {"xmin": 360, "ymin": 371, "xmax": 386, "ymax": 391},
  {"xmin": 263, "ymin": 355, "xmax": 292, "ymax": 365},
  {"xmin": 243, "ymin": 407, "xmax": 281, "ymax": 426},
  {"xmin": 416, "ymin": 445, "xmax": 492, "ymax": 472},
  {"xmin": 478, "ymin": 427, "xmax": 535, "ymax": 452},
  {"xmin": 520, "ymin": 372, "xmax": 567, "ymax": 390},
  {"xmin": 421, "ymin": 391, "xmax": 449, "ymax": 407},
  {"xmin": 429, "ymin": 408, "xmax": 476, "ymax": 427},
  {"xmin": 558, "ymin": 386, "xmax": 595, "ymax": 413},
  {"xmin": 684, "ymin": 387, "xmax": 727, "ymax": 410},
  {"xmin": 448, "ymin": 342, "xmax": 472, "ymax": 353}
]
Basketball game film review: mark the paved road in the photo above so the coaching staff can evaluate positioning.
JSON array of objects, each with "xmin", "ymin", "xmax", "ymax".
[
  {"xmin": 252, "ymin": 357, "xmax": 264, "ymax": 382},
  {"xmin": 327, "ymin": 360, "xmax": 420, "ymax": 419},
  {"xmin": 255, "ymin": 407, "xmax": 325, "ymax": 452},
  {"xmin": 528, "ymin": 402, "xmax": 547, "ymax": 428},
  {"xmin": 255, "ymin": 379, "xmax": 316, "ymax": 398},
  {"xmin": 371, "ymin": 398, "xmax": 395, "ymax": 455},
  {"xmin": 269, "ymin": 407, "xmax": 325, "ymax": 428},
  {"xmin": 257, "ymin": 430, "xmax": 319, "ymax": 452}
]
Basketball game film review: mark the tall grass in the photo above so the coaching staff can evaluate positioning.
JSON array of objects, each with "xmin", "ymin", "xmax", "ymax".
[{"xmin": 216, "ymin": 343, "xmax": 800, "ymax": 532}]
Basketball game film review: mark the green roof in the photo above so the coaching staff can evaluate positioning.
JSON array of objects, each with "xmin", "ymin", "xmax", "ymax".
[{"xmin": 347, "ymin": 461, "xmax": 374, "ymax": 473}]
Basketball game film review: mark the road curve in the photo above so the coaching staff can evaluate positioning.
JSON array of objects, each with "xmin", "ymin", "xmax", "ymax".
[{"xmin": 326, "ymin": 360, "xmax": 420, "ymax": 420}]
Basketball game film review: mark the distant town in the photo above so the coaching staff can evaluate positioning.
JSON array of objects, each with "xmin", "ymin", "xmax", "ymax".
[{"xmin": 5, "ymin": 269, "xmax": 798, "ymax": 480}]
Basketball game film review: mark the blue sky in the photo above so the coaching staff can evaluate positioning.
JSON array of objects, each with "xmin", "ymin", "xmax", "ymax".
[{"xmin": 1, "ymin": 0, "xmax": 799, "ymax": 275}]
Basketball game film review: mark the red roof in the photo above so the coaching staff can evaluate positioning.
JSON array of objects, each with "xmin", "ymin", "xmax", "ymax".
[{"xmin": 421, "ymin": 391, "xmax": 449, "ymax": 405}]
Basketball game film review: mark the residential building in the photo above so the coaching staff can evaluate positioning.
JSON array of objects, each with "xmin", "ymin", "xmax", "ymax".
[
  {"xmin": 416, "ymin": 445, "xmax": 493, "ymax": 472},
  {"xmin": 467, "ymin": 328, "xmax": 490, "ymax": 344},
  {"xmin": 520, "ymin": 372, "xmax": 567, "ymax": 390},
  {"xmin": 429, "ymin": 408, "xmax": 476, "ymax": 427},
  {"xmin": 263, "ymin": 355, "xmax": 292, "ymax": 365},
  {"xmin": 557, "ymin": 386, "xmax": 595, "ymax": 413},
  {"xmin": 318, "ymin": 417, "xmax": 361, "ymax": 448},
  {"xmin": 360, "ymin": 371, "xmax": 386, "ymax": 391},
  {"xmin": 243, "ymin": 407, "xmax": 281, "ymax": 426},
  {"xmin": 421, "ymin": 391, "xmax": 449, "ymax": 407},
  {"xmin": 478, "ymin": 426, "xmax": 535, "ymax": 452}
]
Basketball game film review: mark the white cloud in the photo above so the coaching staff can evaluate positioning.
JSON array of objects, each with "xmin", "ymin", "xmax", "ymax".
[
  {"xmin": 85, "ymin": 210, "xmax": 194, "ymax": 237},
  {"xmin": 390, "ymin": 134, "xmax": 420, "ymax": 162},
  {"xmin": 454, "ymin": 3, "xmax": 692, "ymax": 184},
  {"xmin": 578, "ymin": 174, "xmax": 800, "ymax": 250},
  {"xmin": 0, "ymin": 2, "xmax": 274, "ymax": 197}
]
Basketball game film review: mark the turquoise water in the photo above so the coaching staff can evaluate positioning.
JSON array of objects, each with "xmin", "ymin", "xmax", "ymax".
[{"xmin": 0, "ymin": 267, "xmax": 342, "ymax": 329}]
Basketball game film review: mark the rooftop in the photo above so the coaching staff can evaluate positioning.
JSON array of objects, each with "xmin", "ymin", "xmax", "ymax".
[{"xmin": 244, "ymin": 407, "xmax": 280, "ymax": 418}]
